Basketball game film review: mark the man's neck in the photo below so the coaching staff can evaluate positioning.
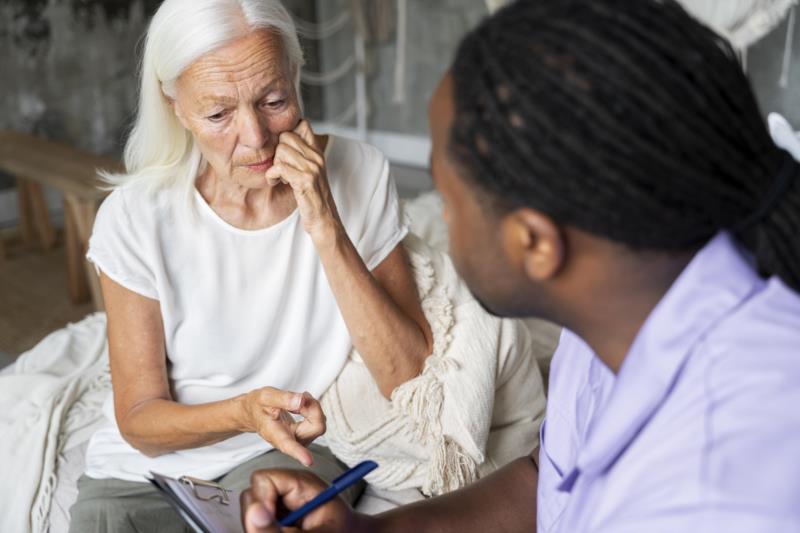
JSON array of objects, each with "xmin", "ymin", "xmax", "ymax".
[{"xmin": 562, "ymin": 249, "xmax": 697, "ymax": 374}]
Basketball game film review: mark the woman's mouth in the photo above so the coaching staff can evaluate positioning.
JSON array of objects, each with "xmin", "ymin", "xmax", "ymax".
[{"xmin": 245, "ymin": 158, "xmax": 273, "ymax": 172}]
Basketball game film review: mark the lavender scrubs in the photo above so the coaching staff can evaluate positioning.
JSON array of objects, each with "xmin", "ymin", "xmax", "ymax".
[{"xmin": 538, "ymin": 232, "xmax": 800, "ymax": 532}]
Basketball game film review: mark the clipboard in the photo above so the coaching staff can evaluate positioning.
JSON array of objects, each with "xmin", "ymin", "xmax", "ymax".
[{"xmin": 149, "ymin": 472, "xmax": 243, "ymax": 533}]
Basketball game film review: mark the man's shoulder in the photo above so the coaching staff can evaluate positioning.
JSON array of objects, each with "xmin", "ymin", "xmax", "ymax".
[
  {"xmin": 671, "ymin": 283, "xmax": 800, "ymax": 513},
  {"xmin": 702, "ymin": 277, "xmax": 800, "ymax": 384},
  {"xmin": 547, "ymin": 329, "xmax": 609, "ymax": 403}
]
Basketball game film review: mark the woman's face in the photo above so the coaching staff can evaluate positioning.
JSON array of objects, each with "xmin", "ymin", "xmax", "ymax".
[{"xmin": 172, "ymin": 29, "xmax": 300, "ymax": 189}]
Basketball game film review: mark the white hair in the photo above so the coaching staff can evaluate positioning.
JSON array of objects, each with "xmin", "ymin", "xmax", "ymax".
[{"xmin": 101, "ymin": 0, "xmax": 304, "ymax": 201}]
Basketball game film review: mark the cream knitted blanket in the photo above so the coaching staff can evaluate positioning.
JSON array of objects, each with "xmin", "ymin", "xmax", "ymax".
[
  {"xmin": 0, "ymin": 313, "xmax": 109, "ymax": 533},
  {"xmin": 0, "ymin": 193, "xmax": 557, "ymax": 530},
  {"xmin": 322, "ymin": 231, "xmax": 550, "ymax": 496}
]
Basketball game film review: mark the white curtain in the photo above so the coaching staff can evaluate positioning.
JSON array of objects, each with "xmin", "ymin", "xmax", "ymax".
[
  {"xmin": 483, "ymin": 0, "xmax": 795, "ymax": 47},
  {"xmin": 675, "ymin": 0, "xmax": 796, "ymax": 49},
  {"xmin": 483, "ymin": 0, "xmax": 796, "ymax": 84},
  {"xmin": 485, "ymin": 0, "xmax": 511, "ymax": 14}
]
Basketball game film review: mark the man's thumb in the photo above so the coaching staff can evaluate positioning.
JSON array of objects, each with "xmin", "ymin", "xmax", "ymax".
[{"xmin": 245, "ymin": 502, "xmax": 278, "ymax": 533}]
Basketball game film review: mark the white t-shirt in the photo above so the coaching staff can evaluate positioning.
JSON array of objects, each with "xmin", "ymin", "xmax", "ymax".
[{"xmin": 84, "ymin": 136, "xmax": 407, "ymax": 481}]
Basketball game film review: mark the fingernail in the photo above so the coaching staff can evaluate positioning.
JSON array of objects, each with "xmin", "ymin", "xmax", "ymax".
[
  {"xmin": 249, "ymin": 504, "xmax": 272, "ymax": 527},
  {"xmin": 292, "ymin": 393, "xmax": 302, "ymax": 410}
]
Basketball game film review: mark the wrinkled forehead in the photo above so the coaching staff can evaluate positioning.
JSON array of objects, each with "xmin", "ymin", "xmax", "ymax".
[{"xmin": 178, "ymin": 29, "xmax": 292, "ymax": 96}]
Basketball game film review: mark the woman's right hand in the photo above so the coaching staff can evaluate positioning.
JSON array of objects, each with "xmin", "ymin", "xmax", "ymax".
[{"xmin": 237, "ymin": 388, "xmax": 326, "ymax": 467}]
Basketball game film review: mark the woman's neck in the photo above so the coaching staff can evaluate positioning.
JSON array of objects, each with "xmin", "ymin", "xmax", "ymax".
[
  {"xmin": 195, "ymin": 134, "xmax": 329, "ymax": 231},
  {"xmin": 196, "ymin": 169, "xmax": 297, "ymax": 230}
]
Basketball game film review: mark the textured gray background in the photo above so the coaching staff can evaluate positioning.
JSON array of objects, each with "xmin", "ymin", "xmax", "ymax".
[
  {"xmin": 316, "ymin": 0, "xmax": 486, "ymax": 134},
  {"xmin": 748, "ymin": 12, "xmax": 800, "ymax": 126},
  {"xmin": 0, "ymin": 0, "xmax": 797, "ymax": 182}
]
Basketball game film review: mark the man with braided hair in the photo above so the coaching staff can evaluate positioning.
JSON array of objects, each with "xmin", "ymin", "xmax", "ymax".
[{"xmin": 240, "ymin": 0, "xmax": 800, "ymax": 531}]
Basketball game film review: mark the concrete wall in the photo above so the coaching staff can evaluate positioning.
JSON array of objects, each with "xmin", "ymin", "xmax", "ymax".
[
  {"xmin": 0, "ymin": 0, "xmax": 317, "ymax": 157},
  {"xmin": 0, "ymin": 0, "xmax": 157, "ymax": 224},
  {"xmin": 0, "ymin": 0, "xmax": 798, "ymax": 207},
  {"xmin": 748, "ymin": 11, "xmax": 800, "ymax": 126},
  {"xmin": 0, "ymin": 0, "xmax": 155, "ymax": 156},
  {"xmin": 0, "ymin": 0, "xmax": 316, "ymax": 223},
  {"xmin": 316, "ymin": 0, "xmax": 486, "ymax": 136},
  {"xmin": 316, "ymin": 2, "xmax": 800, "ymax": 137}
]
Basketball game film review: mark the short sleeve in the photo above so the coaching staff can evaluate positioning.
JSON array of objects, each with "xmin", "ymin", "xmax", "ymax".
[
  {"xmin": 86, "ymin": 189, "xmax": 158, "ymax": 299},
  {"xmin": 349, "ymin": 150, "xmax": 408, "ymax": 271}
]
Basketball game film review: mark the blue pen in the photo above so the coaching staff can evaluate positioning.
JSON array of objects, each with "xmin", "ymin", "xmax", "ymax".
[{"xmin": 278, "ymin": 460, "xmax": 378, "ymax": 527}]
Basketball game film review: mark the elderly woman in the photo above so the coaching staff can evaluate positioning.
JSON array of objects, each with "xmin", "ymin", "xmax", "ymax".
[{"xmin": 68, "ymin": 0, "xmax": 435, "ymax": 529}]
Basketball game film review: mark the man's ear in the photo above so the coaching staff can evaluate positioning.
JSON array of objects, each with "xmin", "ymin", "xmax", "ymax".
[{"xmin": 501, "ymin": 208, "xmax": 565, "ymax": 282}]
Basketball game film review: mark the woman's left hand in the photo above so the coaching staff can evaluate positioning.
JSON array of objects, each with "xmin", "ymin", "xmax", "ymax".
[
  {"xmin": 266, "ymin": 120, "xmax": 341, "ymax": 243},
  {"xmin": 267, "ymin": 121, "xmax": 433, "ymax": 399}
]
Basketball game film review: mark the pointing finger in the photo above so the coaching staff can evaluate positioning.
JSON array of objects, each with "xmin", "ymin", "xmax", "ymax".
[{"xmin": 268, "ymin": 422, "xmax": 314, "ymax": 467}]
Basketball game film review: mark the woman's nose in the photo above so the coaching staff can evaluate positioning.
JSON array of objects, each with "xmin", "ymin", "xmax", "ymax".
[{"xmin": 237, "ymin": 108, "xmax": 269, "ymax": 149}]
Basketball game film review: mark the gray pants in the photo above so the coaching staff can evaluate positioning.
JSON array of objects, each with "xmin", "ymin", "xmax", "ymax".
[{"xmin": 68, "ymin": 444, "xmax": 362, "ymax": 533}]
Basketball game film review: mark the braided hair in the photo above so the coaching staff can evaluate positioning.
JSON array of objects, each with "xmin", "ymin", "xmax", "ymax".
[{"xmin": 449, "ymin": 0, "xmax": 800, "ymax": 292}]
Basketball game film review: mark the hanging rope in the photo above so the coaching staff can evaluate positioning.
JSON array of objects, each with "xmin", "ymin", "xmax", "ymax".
[
  {"xmin": 293, "ymin": 11, "xmax": 352, "ymax": 40},
  {"xmin": 675, "ymin": 0, "xmax": 797, "ymax": 49},
  {"xmin": 290, "ymin": 2, "xmax": 385, "ymax": 135},
  {"xmin": 348, "ymin": 0, "xmax": 395, "ymax": 43},
  {"xmin": 301, "ymin": 55, "xmax": 356, "ymax": 85},
  {"xmin": 485, "ymin": 0, "xmax": 511, "ymax": 13},
  {"xmin": 326, "ymin": 101, "xmax": 358, "ymax": 126},
  {"xmin": 779, "ymin": 6, "xmax": 796, "ymax": 87},
  {"xmin": 392, "ymin": 0, "xmax": 407, "ymax": 104}
]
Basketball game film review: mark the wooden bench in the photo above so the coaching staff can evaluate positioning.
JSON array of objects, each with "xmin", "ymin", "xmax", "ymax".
[{"xmin": 0, "ymin": 130, "xmax": 124, "ymax": 310}]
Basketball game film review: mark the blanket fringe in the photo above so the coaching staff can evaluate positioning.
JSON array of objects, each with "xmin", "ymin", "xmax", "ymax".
[
  {"xmin": 391, "ymin": 239, "xmax": 457, "ymax": 445},
  {"xmin": 423, "ymin": 436, "xmax": 479, "ymax": 496}
]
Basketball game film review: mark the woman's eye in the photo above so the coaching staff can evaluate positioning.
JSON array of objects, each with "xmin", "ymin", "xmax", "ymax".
[
  {"xmin": 262, "ymin": 99, "xmax": 286, "ymax": 110},
  {"xmin": 207, "ymin": 111, "xmax": 227, "ymax": 122}
]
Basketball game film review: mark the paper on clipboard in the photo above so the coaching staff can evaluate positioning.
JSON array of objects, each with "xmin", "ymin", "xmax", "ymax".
[{"xmin": 150, "ymin": 472, "xmax": 243, "ymax": 533}]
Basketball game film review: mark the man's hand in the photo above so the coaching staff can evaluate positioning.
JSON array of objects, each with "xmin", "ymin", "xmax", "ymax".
[
  {"xmin": 242, "ymin": 456, "xmax": 538, "ymax": 533},
  {"xmin": 241, "ymin": 469, "xmax": 369, "ymax": 533},
  {"xmin": 237, "ymin": 389, "xmax": 326, "ymax": 467}
]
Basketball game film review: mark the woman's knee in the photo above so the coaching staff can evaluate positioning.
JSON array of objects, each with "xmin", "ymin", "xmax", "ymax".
[
  {"xmin": 68, "ymin": 492, "xmax": 117, "ymax": 533},
  {"xmin": 68, "ymin": 476, "xmax": 186, "ymax": 533}
]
